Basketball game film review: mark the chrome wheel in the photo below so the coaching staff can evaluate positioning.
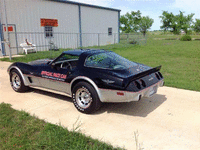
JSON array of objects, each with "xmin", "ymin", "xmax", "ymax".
[
  {"xmin": 10, "ymin": 69, "xmax": 29, "ymax": 92},
  {"xmin": 72, "ymin": 81, "xmax": 102, "ymax": 114},
  {"xmin": 11, "ymin": 72, "xmax": 21, "ymax": 90},
  {"xmin": 75, "ymin": 87, "xmax": 92, "ymax": 109}
]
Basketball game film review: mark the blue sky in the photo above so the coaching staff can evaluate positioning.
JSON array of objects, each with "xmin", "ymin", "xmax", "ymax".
[{"xmin": 70, "ymin": 0, "xmax": 200, "ymax": 31}]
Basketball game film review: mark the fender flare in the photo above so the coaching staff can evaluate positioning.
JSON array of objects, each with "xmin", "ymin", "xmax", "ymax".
[
  {"xmin": 8, "ymin": 66, "xmax": 29, "ymax": 86},
  {"xmin": 70, "ymin": 76, "xmax": 103, "ymax": 101}
]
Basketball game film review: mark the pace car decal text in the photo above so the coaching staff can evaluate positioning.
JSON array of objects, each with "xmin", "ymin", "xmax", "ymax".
[{"xmin": 41, "ymin": 71, "xmax": 67, "ymax": 81}]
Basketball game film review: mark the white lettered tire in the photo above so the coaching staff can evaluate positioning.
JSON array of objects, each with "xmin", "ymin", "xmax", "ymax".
[{"xmin": 72, "ymin": 81, "xmax": 102, "ymax": 114}]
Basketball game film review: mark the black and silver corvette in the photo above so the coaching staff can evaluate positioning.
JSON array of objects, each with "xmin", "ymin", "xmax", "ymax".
[{"xmin": 8, "ymin": 49, "xmax": 164, "ymax": 113}]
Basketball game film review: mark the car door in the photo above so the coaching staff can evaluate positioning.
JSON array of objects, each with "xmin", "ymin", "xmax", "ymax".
[
  {"xmin": 37, "ymin": 53, "xmax": 79, "ymax": 95},
  {"xmin": 39, "ymin": 66, "xmax": 71, "ymax": 94}
]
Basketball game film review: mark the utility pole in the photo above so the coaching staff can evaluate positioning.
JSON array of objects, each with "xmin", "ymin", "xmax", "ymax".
[{"xmin": 3, "ymin": 0, "xmax": 12, "ymax": 60}]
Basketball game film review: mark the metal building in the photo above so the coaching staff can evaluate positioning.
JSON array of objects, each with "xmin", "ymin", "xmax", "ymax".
[{"xmin": 0, "ymin": 0, "xmax": 120, "ymax": 56}]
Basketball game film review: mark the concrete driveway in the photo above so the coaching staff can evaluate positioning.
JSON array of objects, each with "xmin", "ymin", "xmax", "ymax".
[{"xmin": 0, "ymin": 61, "xmax": 200, "ymax": 150}]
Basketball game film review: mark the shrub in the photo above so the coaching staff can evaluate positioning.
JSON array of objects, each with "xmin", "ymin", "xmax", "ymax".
[
  {"xmin": 180, "ymin": 35, "xmax": 192, "ymax": 41},
  {"xmin": 165, "ymin": 38, "xmax": 179, "ymax": 40},
  {"xmin": 120, "ymin": 35, "xmax": 127, "ymax": 40},
  {"xmin": 129, "ymin": 39, "xmax": 137, "ymax": 44}
]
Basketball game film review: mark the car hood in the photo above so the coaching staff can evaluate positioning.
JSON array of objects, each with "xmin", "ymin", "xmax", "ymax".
[{"xmin": 28, "ymin": 59, "xmax": 53, "ymax": 65}]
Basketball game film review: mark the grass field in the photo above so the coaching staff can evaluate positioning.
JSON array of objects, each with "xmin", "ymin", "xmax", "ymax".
[
  {"xmin": 1, "ymin": 35, "xmax": 200, "ymax": 91},
  {"xmin": 113, "ymin": 36, "xmax": 200, "ymax": 91},
  {"xmin": 87, "ymin": 34, "xmax": 200, "ymax": 92},
  {"xmin": 0, "ymin": 103, "xmax": 123, "ymax": 150}
]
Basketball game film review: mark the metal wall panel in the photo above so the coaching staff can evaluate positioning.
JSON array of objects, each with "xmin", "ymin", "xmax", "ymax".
[
  {"xmin": 3, "ymin": 0, "xmax": 79, "ymax": 32},
  {"xmin": 81, "ymin": 6, "xmax": 119, "ymax": 47},
  {"xmin": 0, "ymin": 0, "xmax": 79, "ymax": 54}
]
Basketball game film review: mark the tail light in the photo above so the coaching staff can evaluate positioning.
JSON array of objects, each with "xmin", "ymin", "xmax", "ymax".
[
  {"xmin": 158, "ymin": 72, "xmax": 163, "ymax": 78},
  {"xmin": 139, "ymin": 79, "xmax": 146, "ymax": 87},
  {"xmin": 155, "ymin": 73, "xmax": 160, "ymax": 80},
  {"xmin": 134, "ymin": 81, "xmax": 141, "ymax": 89}
]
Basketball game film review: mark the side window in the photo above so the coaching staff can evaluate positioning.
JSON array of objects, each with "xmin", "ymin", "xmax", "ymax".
[
  {"xmin": 45, "ymin": 26, "xmax": 53, "ymax": 38},
  {"xmin": 54, "ymin": 54, "xmax": 79, "ymax": 69},
  {"xmin": 108, "ymin": 27, "xmax": 112, "ymax": 35}
]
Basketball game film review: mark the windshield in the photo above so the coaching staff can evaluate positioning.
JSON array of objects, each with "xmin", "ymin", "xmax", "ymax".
[
  {"xmin": 55, "ymin": 54, "xmax": 79, "ymax": 64},
  {"xmin": 85, "ymin": 52, "xmax": 137, "ymax": 70}
]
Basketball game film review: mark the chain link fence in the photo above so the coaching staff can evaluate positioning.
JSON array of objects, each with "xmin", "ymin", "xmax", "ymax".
[
  {"xmin": 7, "ymin": 32, "xmax": 119, "ymax": 55},
  {"xmin": 4, "ymin": 31, "xmax": 148, "ymax": 55},
  {"xmin": 120, "ymin": 33, "xmax": 148, "ymax": 45}
]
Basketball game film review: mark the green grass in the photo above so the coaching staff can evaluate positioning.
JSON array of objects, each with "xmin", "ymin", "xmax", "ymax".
[
  {"xmin": 1, "ymin": 35, "xmax": 200, "ymax": 91},
  {"xmin": 85, "ymin": 37, "xmax": 200, "ymax": 91},
  {"xmin": 0, "ymin": 49, "xmax": 68, "ymax": 63},
  {"xmin": 0, "ymin": 103, "xmax": 123, "ymax": 150},
  {"xmin": 118, "ymin": 40, "xmax": 200, "ymax": 91}
]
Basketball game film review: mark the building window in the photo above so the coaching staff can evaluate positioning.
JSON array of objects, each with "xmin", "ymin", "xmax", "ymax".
[
  {"xmin": 44, "ymin": 26, "xmax": 53, "ymax": 37},
  {"xmin": 108, "ymin": 27, "xmax": 112, "ymax": 35}
]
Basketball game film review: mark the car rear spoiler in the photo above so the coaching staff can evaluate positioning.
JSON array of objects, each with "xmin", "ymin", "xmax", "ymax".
[{"xmin": 127, "ymin": 65, "xmax": 162, "ymax": 82}]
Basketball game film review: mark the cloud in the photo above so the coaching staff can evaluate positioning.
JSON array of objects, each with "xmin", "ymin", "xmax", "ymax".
[
  {"xmin": 117, "ymin": 6, "xmax": 133, "ymax": 15},
  {"xmin": 173, "ymin": 0, "xmax": 200, "ymax": 10},
  {"xmin": 141, "ymin": 10, "xmax": 162, "ymax": 31},
  {"xmin": 172, "ymin": 0, "xmax": 200, "ymax": 19}
]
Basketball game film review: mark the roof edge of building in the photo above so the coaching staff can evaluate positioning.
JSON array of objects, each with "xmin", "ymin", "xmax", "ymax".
[{"xmin": 49, "ymin": 0, "xmax": 121, "ymax": 12}]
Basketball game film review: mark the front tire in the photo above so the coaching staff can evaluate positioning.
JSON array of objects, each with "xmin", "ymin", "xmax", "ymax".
[
  {"xmin": 10, "ymin": 69, "xmax": 29, "ymax": 92},
  {"xmin": 72, "ymin": 81, "xmax": 102, "ymax": 114}
]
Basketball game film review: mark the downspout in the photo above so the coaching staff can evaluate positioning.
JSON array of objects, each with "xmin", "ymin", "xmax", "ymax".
[
  {"xmin": 118, "ymin": 11, "xmax": 120, "ymax": 43},
  {"xmin": 3, "ymin": 0, "xmax": 11, "ymax": 60},
  {"xmin": 78, "ymin": 5, "xmax": 82, "ymax": 47},
  {"xmin": 0, "ymin": 13, "xmax": 5, "ymax": 56},
  {"xmin": 14, "ymin": 25, "xmax": 19, "ymax": 54}
]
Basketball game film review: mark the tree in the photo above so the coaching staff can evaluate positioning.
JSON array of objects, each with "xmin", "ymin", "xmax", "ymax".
[
  {"xmin": 159, "ymin": 11, "xmax": 180, "ymax": 34},
  {"xmin": 192, "ymin": 19, "xmax": 200, "ymax": 33},
  {"xmin": 159, "ymin": 11, "xmax": 174, "ymax": 32},
  {"xmin": 171, "ymin": 14, "xmax": 181, "ymax": 35},
  {"xmin": 159, "ymin": 11, "xmax": 194, "ymax": 34},
  {"xmin": 138, "ymin": 16, "xmax": 154, "ymax": 37},
  {"xmin": 120, "ymin": 10, "xmax": 141, "ymax": 33},
  {"xmin": 120, "ymin": 15, "xmax": 130, "ymax": 33},
  {"xmin": 176, "ymin": 11, "xmax": 194, "ymax": 34}
]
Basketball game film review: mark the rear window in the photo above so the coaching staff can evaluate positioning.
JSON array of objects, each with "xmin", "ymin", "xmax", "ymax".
[{"xmin": 85, "ymin": 52, "xmax": 137, "ymax": 70}]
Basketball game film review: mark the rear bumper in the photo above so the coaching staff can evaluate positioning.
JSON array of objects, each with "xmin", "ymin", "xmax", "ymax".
[{"xmin": 99, "ymin": 80, "xmax": 164, "ymax": 103}]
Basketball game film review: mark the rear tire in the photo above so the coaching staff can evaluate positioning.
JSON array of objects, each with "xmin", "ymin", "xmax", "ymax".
[
  {"xmin": 10, "ymin": 69, "xmax": 29, "ymax": 92},
  {"xmin": 72, "ymin": 81, "xmax": 102, "ymax": 114}
]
